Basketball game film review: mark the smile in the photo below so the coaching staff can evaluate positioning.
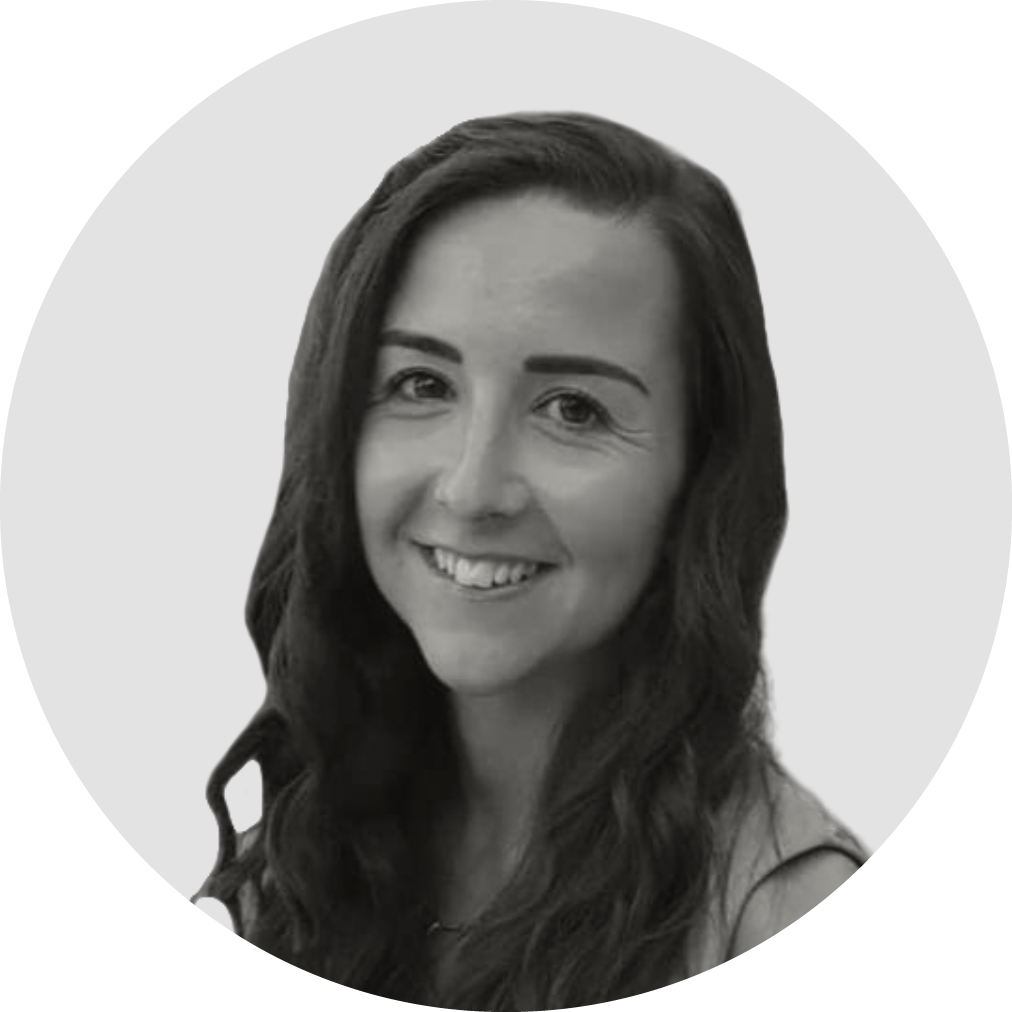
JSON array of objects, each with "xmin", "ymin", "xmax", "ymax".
[{"xmin": 419, "ymin": 545, "xmax": 550, "ymax": 591}]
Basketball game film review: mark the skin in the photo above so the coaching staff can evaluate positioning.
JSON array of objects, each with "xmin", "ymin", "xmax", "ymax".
[{"xmin": 354, "ymin": 192, "xmax": 687, "ymax": 922}]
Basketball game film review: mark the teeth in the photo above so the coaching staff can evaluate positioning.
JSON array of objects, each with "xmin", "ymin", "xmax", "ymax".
[
  {"xmin": 429, "ymin": 548, "xmax": 540, "ymax": 588},
  {"xmin": 455, "ymin": 558, "xmax": 495, "ymax": 588}
]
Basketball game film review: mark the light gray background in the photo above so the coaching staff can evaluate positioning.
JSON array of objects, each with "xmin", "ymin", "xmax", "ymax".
[{"xmin": 2, "ymin": 1, "xmax": 1008, "ymax": 898}]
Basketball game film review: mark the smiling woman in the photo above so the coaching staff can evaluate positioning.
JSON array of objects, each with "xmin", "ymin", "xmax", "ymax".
[{"xmin": 194, "ymin": 112, "xmax": 866, "ymax": 1009}]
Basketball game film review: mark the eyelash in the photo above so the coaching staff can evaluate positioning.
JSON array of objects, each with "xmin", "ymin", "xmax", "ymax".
[
  {"xmin": 375, "ymin": 368, "xmax": 615, "ymax": 433},
  {"xmin": 380, "ymin": 368, "xmax": 452, "ymax": 403},
  {"xmin": 532, "ymin": 389, "xmax": 613, "ymax": 432}
]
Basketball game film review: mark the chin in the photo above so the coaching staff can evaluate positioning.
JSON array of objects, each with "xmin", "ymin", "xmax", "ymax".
[{"xmin": 416, "ymin": 636, "xmax": 541, "ymax": 697}]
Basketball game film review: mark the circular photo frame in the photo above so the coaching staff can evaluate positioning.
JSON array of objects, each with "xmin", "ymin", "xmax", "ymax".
[{"xmin": 3, "ymin": 3, "xmax": 1009, "ymax": 1009}]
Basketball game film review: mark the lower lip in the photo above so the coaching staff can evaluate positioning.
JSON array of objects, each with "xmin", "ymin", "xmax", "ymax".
[{"xmin": 415, "ymin": 544, "xmax": 552, "ymax": 601}]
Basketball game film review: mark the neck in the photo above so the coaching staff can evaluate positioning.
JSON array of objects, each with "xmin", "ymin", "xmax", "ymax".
[
  {"xmin": 428, "ymin": 671, "xmax": 569, "ymax": 929},
  {"xmin": 452, "ymin": 687, "xmax": 560, "ymax": 839},
  {"xmin": 448, "ymin": 651, "xmax": 611, "ymax": 858},
  {"xmin": 431, "ymin": 653, "xmax": 614, "ymax": 930}
]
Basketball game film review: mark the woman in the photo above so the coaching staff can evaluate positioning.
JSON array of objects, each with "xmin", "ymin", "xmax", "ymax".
[{"xmin": 196, "ymin": 111, "xmax": 866, "ymax": 1008}]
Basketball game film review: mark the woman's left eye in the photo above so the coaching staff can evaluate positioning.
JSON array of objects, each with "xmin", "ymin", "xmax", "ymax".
[{"xmin": 536, "ymin": 392, "xmax": 611, "ymax": 431}]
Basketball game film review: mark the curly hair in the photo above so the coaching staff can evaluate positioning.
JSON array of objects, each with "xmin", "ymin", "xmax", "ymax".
[{"xmin": 196, "ymin": 111, "xmax": 787, "ymax": 1009}]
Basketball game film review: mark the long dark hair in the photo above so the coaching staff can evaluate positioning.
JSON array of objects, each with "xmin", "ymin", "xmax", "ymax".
[{"xmin": 196, "ymin": 112, "xmax": 787, "ymax": 1008}]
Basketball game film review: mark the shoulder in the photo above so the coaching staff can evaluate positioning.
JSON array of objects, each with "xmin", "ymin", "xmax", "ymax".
[
  {"xmin": 683, "ymin": 766, "xmax": 867, "ymax": 975},
  {"xmin": 729, "ymin": 847, "xmax": 859, "ymax": 956}
]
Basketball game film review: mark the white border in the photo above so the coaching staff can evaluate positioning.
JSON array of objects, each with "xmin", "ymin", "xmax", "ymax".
[{"xmin": 3, "ymin": 2, "xmax": 1008, "ymax": 1008}]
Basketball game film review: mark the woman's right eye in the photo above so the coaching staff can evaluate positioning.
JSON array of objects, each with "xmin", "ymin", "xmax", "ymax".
[{"xmin": 382, "ymin": 368, "xmax": 453, "ymax": 404}]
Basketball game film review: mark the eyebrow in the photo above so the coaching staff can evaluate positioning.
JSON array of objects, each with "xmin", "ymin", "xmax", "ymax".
[
  {"xmin": 379, "ymin": 329, "xmax": 649, "ymax": 396},
  {"xmin": 523, "ymin": 355, "xmax": 649, "ymax": 396},
  {"xmin": 380, "ymin": 329, "xmax": 462, "ymax": 363}
]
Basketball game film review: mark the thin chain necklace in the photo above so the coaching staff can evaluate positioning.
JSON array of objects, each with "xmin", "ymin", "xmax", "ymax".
[
  {"xmin": 428, "ymin": 813, "xmax": 530, "ymax": 937},
  {"xmin": 426, "ymin": 917, "xmax": 471, "ymax": 935}
]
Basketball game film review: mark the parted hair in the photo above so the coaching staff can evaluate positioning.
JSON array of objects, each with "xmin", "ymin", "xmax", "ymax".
[{"xmin": 196, "ymin": 111, "xmax": 787, "ymax": 1009}]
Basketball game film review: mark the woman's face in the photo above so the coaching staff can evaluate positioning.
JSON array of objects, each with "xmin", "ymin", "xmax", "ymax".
[{"xmin": 355, "ymin": 192, "xmax": 686, "ymax": 700}]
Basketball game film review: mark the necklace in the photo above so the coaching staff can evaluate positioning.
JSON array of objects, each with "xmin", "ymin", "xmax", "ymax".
[
  {"xmin": 427, "ymin": 825, "xmax": 527, "ymax": 937},
  {"xmin": 426, "ymin": 915, "xmax": 475, "ymax": 936}
]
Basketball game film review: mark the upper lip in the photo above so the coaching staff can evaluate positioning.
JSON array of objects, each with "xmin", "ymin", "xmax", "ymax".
[{"xmin": 414, "ymin": 539, "xmax": 559, "ymax": 567}]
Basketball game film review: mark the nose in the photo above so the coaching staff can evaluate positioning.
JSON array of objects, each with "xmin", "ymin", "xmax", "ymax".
[{"xmin": 434, "ymin": 412, "xmax": 530, "ymax": 521}]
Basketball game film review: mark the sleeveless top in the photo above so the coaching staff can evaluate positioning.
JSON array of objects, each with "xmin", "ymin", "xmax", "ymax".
[
  {"xmin": 682, "ymin": 769, "xmax": 867, "ymax": 977},
  {"xmin": 210, "ymin": 767, "xmax": 867, "ymax": 983}
]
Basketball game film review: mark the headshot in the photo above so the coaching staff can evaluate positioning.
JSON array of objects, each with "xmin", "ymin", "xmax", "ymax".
[
  {"xmin": 193, "ymin": 111, "xmax": 867, "ymax": 1008},
  {"xmin": 3, "ymin": 5, "xmax": 1008, "ymax": 1011}
]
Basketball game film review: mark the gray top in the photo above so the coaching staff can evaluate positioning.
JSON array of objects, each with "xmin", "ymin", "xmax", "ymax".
[{"xmin": 682, "ymin": 769, "xmax": 867, "ymax": 978}]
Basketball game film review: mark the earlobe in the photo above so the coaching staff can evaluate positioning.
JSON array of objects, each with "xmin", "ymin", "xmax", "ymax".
[{"xmin": 729, "ymin": 849, "xmax": 859, "ymax": 957}]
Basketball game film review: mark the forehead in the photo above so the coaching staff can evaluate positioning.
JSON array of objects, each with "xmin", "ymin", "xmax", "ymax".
[{"xmin": 383, "ymin": 193, "xmax": 681, "ymax": 365}]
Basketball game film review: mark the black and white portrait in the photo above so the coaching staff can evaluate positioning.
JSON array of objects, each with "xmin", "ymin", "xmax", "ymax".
[
  {"xmin": 2, "ymin": 4, "xmax": 1008, "ymax": 1011},
  {"xmin": 194, "ymin": 111, "xmax": 867, "ymax": 1005}
]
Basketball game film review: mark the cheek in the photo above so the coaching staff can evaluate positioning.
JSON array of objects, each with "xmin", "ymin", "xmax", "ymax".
[
  {"xmin": 546, "ymin": 451, "xmax": 680, "ymax": 562},
  {"xmin": 545, "ymin": 461, "xmax": 678, "ymax": 586},
  {"xmin": 355, "ymin": 427, "xmax": 426, "ymax": 548}
]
